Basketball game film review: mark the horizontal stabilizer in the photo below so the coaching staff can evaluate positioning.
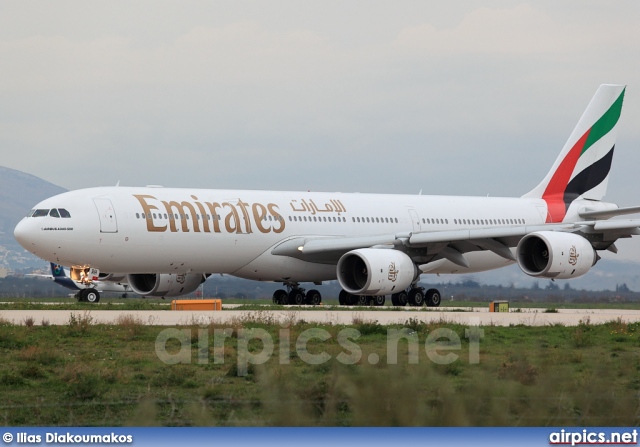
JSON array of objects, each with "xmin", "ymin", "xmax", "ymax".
[{"xmin": 579, "ymin": 205, "xmax": 640, "ymax": 220}]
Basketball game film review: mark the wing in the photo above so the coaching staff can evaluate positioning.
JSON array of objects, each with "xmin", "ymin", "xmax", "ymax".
[{"xmin": 271, "ymin": 218, "xmax": 640, "ymax": 271}]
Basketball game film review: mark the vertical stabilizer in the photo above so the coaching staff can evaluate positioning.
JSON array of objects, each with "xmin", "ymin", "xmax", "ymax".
[
  {"xmin": 50, "ymin": 263, "xmax": 66, "ymax": 278},
  {"xmin": 523, "ymin": 84, "xmax": 625, "ymax": 222}
]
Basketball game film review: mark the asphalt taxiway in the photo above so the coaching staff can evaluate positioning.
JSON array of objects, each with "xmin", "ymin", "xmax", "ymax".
[{"xmin": 1, "ymin": 306, "xmax": 639, "ymax": 326}]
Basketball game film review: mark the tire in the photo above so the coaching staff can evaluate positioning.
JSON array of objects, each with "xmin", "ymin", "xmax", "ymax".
[
  {"xmin": 85, "ymin": 289, "xmax": 100, "ymax": 303},
  {"xmin": 305, "ymin": 289, "xmax": 322, "ymax": 305},
  {"xmin": 289, "ymin": 289, "xmax": 305, "ymax": 305},
  {"xmin": 339, "ymin": 290, "xmax": 349, "ymax": 306},
  {"xmin": 393, "ymin": 291, "xmax": 408, "ymax": 306},
  {"xmin": 426, "ymin": 288, "xmax": 442, "ymax": 307},
  {"xmin": 273, "ymin": 289, "xmax": 288, "ymax": 305},
  {"xmin": 408, "ymin": 289, "xmax": 424, "ymax": 306},
  {"xmin": 374, "ymin": 295, "xmax": 386, "ymax": 306},
  {"xmin": 391, "ymin": 294, "xmax": 399, "ymax": 306},
  {"xmin": 356, "ymin": 295, "xmax": 368, "ymax": 306}
]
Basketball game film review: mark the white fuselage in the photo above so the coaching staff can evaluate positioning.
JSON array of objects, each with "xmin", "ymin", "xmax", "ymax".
[{"xmin": 14, "ymin": 186, "xmax": 550, "ymax": 283}]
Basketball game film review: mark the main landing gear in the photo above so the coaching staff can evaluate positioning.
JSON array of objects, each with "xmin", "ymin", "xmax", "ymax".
[
  {"xmin": 339, "ymin": 287, "xmax": 441, "ymax": 307},
  {"xmin": 75, "ymin": 288, "xmax": 101, "ymax": 303},
  {"xmin": 272, "ymin": 284, "xmax": 323, "ymax": 306},
  {"xmin": 338, "ymin": 290, "xmax": 386, "ymax": 306}
]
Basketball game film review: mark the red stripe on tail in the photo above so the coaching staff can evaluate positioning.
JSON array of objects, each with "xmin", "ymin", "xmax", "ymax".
[{"xmin": 542, "ymin": 129, "xmax": 591, "ymax": 222}]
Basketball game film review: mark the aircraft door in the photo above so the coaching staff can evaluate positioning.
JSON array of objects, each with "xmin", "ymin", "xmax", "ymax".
[
  {"xmin": 408, "ymin": 208, "xmax": 422, "ymax": 233},
  {"xmin": 93, "ymin": 198, "xmax": 118, "ymax": 233}
]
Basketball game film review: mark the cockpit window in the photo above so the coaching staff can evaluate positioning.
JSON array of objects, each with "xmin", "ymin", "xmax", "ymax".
[
  {"xmin": 32, "ymin": 209, "xmax": 50, "ymax": 217},
  {"xmin": 59, "ymin": 209, "xmax": 71, "ymax": 218},
  {"xmin": 49, "ymin": 209, "xmax": 60, "ymax": 218}
]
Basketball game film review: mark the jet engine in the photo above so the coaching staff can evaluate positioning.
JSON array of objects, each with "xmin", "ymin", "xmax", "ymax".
[
  {"xmin": 516, "ymin": 231, "xmax": 596, "ymax": 279},
  {"xmin": 127, "ymin": 273, "xmax": 206, "ymax": 297},
  {"xmin": 98, "ymin": 273, "xmax": 127, "ymax": 282},
  {"xmin": 337, "ymin": 248, "xmax": 418, "ymax": 295}
]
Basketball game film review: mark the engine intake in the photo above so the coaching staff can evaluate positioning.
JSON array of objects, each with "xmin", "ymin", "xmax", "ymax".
[
  {"xmin": 337, "ymin": 248, "xmax": 417, "ymax": 295},
  {"xmin": 127, "ymin": 273, "xmax": 206, "ymax": 297},
  {"xmin": 516, "ymin": 231, "xmax": 596, "ymax": 279}
]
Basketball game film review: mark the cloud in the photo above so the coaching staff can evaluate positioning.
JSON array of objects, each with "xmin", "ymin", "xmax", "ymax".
[{"xmin": 0, "ymin": 1, "xmax": 639, "ymax": 205}]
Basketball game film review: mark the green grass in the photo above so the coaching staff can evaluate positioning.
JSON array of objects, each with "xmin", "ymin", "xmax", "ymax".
[
  {"xmin": 0, "ymin": 314, "xmax": 639, "ymax": 426},
  {"xmin": 0, "ymin": 298, "xmax": 171, "ymax": 311},
  {"xmin": 1, "ymin": 296, "xmax": 638, "ymax": 311}
]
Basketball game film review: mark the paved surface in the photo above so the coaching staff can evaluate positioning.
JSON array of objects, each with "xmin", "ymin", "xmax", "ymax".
[{"xmin": 2, "ymin": 306, "xmax": 639, "ymax": 326}]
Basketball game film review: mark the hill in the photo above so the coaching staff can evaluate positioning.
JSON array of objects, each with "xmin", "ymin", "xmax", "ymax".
[{"xmin": 0, "ymin": 166, "xmax": 66, "ymax": 271}]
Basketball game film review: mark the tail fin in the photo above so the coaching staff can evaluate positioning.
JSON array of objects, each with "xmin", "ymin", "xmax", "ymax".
[
  {"xmin": 523, "ymin": 84, "xmax": 626, "ymax": 222},
  {"xmin": 50, "ymin": 263, "xmax": 67, "ymax": 278}
]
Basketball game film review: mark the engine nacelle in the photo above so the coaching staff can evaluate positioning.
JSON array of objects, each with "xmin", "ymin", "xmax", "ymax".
[
  {"xmin": 337, "ymin": 249, "xmax": 418, "ymax": 295},
  {"xmin": 127, "ymin": 273, "xmax": 205, "ymax": 297},
  {"xmin": 98, "ymin": 273, "xmax": 127, "ymax": 283},
  {"xmin": 516, "ymin": 231, "xmax": 596, "ymax": 279}
]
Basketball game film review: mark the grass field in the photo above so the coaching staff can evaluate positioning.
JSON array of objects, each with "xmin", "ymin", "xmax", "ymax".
[
  {"xmin": 1, "ymin": 296, "xmax": 639, "ymax": 311},
  {"xmin": 0, "ymin": 309, "xmax": 639, "ymax": 426}
]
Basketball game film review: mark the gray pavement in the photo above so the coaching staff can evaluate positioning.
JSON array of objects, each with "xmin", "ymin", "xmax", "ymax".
[{"xmin": 2, "ymin": 306, "xmax": 639, "ymax": 326}]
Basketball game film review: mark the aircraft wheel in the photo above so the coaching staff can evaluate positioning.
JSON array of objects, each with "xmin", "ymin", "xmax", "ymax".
[
  {"xmin": 392, "ymin": 291, "xmax": 408, "ymax": 306},
  {"xmin": 306, "ymin": 289, "xmax": 322, "ymax": 305},
  {"xmin": 289, "ymin": 289, "xmax": 305, "ymax": 305},
  {"xmin": 339, "ymin": 290, "xmax": 349, "ymax": 306},
  {"xmin": 356, "ymin": 295, "xmax": 368, "ymax": 306},
  {"xmin": 374, "ymin": 295, "xmax": 386, "ymax": 306},
  {"xmin": 273, "ymin": 289, "xmax": 288, "ymax": 305},
  {"xmin": 408, "ymin": 289, "xmax": 424, "ymax": 306},
  {"xmin": 85, "ymin": 289, "xmax": 100, "ymax": 303},
  {"xmin": 426, "ymin": 288, "xmax": 442, "ymax": 307}
]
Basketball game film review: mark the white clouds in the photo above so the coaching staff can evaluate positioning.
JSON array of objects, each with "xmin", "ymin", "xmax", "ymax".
[
  {"xmin": 0, "ymin": 1, "xmax": 639, "ymax": 206},
  {"xmin": 392, "ymin": 4, "xmax": 559, "ymax": 55}
]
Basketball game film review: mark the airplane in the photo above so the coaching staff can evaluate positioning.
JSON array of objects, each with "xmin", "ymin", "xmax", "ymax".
[
  {"xmin": 13, "ymin": 84, "xmax": 640, "ymax": 307},
  {"xmin": 30, "ymin": 262, "xmax": 133, "ymax": 303}
]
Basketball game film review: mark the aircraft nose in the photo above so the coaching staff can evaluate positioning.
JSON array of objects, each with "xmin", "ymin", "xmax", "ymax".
[{"xmin": 14, "ymin": 218, "xmax": 36, "ymax": 251}]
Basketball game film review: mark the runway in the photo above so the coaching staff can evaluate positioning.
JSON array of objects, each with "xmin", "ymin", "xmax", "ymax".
[{"xmin": 1, "ymin": 306, "xmax": 640, "ymax": 326}]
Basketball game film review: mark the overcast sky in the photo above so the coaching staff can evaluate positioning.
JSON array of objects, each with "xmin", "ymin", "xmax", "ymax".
[{"xmin": 3, "ymin": 1, "xmax": 640, "ymax": 261}]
